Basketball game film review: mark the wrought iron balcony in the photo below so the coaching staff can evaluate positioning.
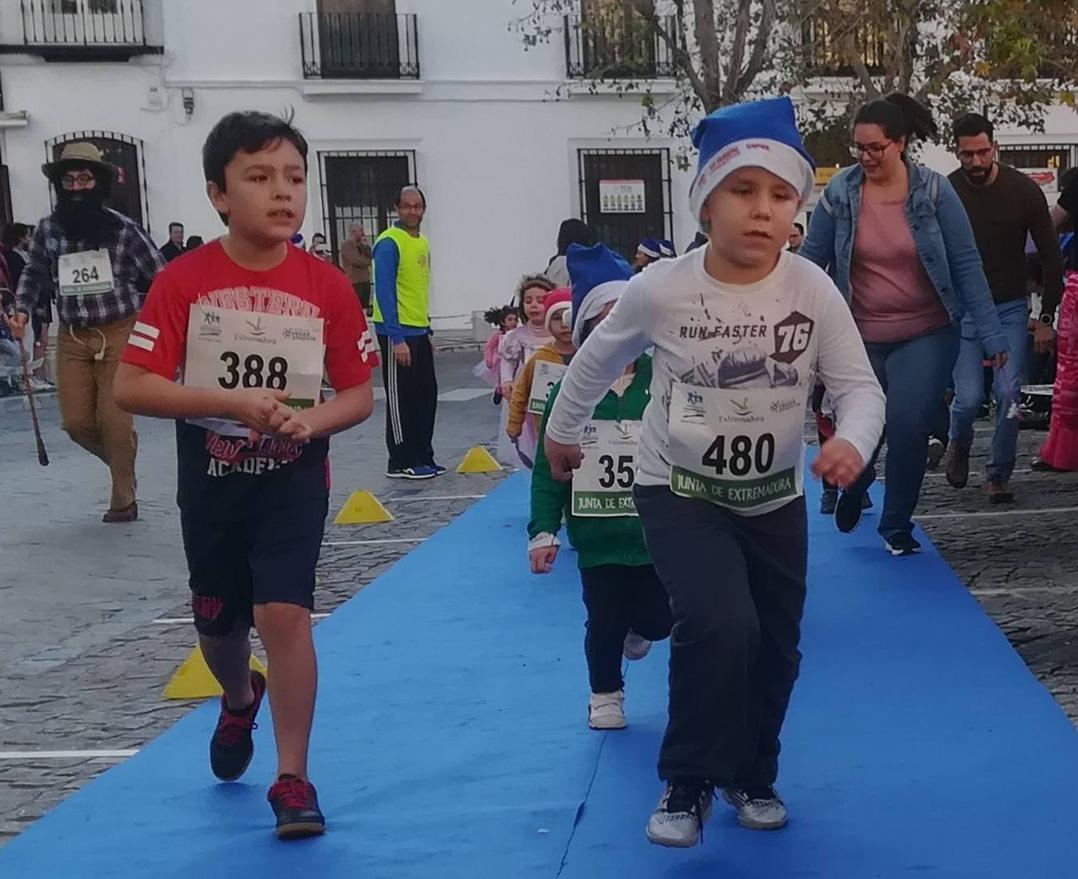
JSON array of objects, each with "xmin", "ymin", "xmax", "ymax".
[
  {"xmin": 801, "ymin": 17, "xmax": 886, "ymax": 77},
  {"xmin": 300, "ymin": 12, "xmax": 419, "ymax": 80},
  {"xmin": 17, "ymin": 0, "xmax": 158, "ymax": 60},
  {"xmin": 564, "ymin": 13, "xmax": 676, "ymax": 80}
]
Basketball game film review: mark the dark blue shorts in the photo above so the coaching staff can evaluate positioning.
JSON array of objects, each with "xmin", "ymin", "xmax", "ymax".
[{"xmin": 180, "ymin": 496, "xmax": 329, "ymax": 636}]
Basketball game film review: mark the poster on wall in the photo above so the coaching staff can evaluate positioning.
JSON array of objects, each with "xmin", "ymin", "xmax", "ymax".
[
  {"xmin": 599, "ymin": 179, "xmax": 646, "ymax": 214},
  {"xmin": 1019, "ymin": 168, "xmax": 1059, "ymax": 194}
]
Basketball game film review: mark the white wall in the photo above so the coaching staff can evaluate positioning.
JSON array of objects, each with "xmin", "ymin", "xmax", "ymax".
[{"xmin": 1, "ymin": 0, "xmax": 1074, "ymax": 327}]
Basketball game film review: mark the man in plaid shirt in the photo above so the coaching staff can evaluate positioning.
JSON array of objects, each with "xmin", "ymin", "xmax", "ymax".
[{"xmin": 9, "ymin": 142, "xmax": 164, "ymax": 522}]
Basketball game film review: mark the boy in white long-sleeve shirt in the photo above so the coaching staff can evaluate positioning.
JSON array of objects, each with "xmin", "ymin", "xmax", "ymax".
[{"xmin": 544, "ymin": 97, "xmax": 885, "ymax": 848}]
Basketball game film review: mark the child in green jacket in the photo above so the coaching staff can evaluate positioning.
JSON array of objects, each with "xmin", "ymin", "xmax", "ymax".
[{"xmin": 529, "ymin": 243, "xmax": 672, "ymax": 730}]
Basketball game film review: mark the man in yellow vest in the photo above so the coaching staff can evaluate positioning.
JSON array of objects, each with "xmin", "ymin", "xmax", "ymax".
[{"xmin": 372, "ymin": 186, "xmax": 441, "ymax": 478}]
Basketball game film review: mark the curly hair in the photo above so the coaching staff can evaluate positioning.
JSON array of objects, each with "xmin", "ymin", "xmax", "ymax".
[
  {"xmin": 514, "ymin": 274, "xmax": 557, "ymax": 320},
  {"xmin": 483, "ymin": 304, "xmax": 514, "ymax": 328}
]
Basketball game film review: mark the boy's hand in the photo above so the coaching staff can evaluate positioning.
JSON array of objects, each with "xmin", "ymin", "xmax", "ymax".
[
  {"xmin": 530, "ymin": 546, "xmax": 559, "ymax": 574},
  {"xmin": 274, "ymin": 410, "xmax": 314, "ymax": 444},
  {"xmin": 812, "ymin": 438, "xmax": 864, "ymax": 490},
  {"xmin": 499, "ymin": 381, "xmax": 513, "ymax": 400},
  {"xmin": 544, "ymin": 437, "xmax": 583, "ymax": 482},
  {"xmin": 229, "ymin": 388, "xmax": 293, "ymax": 436}
]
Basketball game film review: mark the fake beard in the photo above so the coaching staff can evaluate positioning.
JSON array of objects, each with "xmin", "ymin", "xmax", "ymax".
[{"xmin": 53, "ymin": 187, "xmax": 113, "ymax": 244}]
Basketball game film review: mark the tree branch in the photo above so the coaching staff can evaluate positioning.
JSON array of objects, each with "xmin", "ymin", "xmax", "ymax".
[
  {"xmin": 725, "ymin": 0, "xmax": 752, "ymax": 98},
  {"xmin": 631, "ymin": 0, "xmax": 710, "ymax": 108},
  {"xmin": 735, "ymin": 0, "xmax": 776, "ymax": 95},
  {"xmin": 692, "ymin": 0, "xmax": 725, "ymax": 109}
]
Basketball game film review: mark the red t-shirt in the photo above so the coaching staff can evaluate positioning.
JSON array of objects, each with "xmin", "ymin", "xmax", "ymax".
[{"xmin": 123, "ymin": 241, "xmax": 378, "ymax": 507}]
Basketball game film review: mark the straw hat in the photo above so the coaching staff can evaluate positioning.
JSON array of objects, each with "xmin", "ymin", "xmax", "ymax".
[{"xmin": 42, "ymin": 142, "xmax": 113, "ymax": 183}]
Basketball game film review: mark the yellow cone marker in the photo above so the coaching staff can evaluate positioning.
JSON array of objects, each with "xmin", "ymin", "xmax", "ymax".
[
  {"xmin": 333, "ymin": 490, "xmax": 394, "ymax": 525},
  {"xmin": 457, "ymin": 446, "xmax": 502, "ymax": 474},
  {"xmin": 164, "ymin": 645, "xmax": 267, "ymax": 700}
]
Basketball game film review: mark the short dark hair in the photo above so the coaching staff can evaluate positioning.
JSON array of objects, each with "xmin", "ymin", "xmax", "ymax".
[
  {"xmin": 202, "ymin": 111, "xmax": 309, "ymax": 191},
  {"xmin": 556, "ymin": 218, "xmax": 592, "ymax": 255},
  {"xmin": 2, "ymin": 222, "xmax": 30, "ymax": 248},
  {"xmin": 793, "ymin": 222, "xmax": 804, "ymax": 234},
  {"xmin": 168, "ymin": 221, "xmax": 183, "ymax": 231},
  {"xmin": 953, "ymin": 113, "xmax": 993, "ymax": 143}
]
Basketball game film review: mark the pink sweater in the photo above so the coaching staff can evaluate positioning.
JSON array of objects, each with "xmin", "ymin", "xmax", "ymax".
[
  {"xmin": 850, "ymin": 198, "xmax": 950, "ymax": 343},
  {"xmin": 499, "ymin": 323, "xmax": 553, "ymax": 385}
]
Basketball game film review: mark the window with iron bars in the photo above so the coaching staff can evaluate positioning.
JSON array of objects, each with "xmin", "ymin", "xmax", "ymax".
[{"xmin": 318, "ymin": 150, "xmax": 417, "ymax": 263}]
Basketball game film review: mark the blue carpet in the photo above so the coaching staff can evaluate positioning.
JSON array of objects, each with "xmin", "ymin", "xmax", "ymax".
[{"xmin": 2, "ymin": 473, "xmax": 1077, "ymax": 878}]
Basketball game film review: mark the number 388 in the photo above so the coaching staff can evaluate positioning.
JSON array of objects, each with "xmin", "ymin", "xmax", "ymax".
[{"xmin": 218, "ymin": 352, "xmax": 289, "ymax": 391}]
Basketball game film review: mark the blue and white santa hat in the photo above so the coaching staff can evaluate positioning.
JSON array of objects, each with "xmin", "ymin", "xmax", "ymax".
[
  {"xmin": 636, "ymin": 238, "xmax": 661, "ymax": 259},
  {"xmin": 566, "ymin": 242, "xmax": 632, "ymax": 347},
  {"xmin": 688, "ymin": 96, "xmax": 816, "ymax": 231},
  {"xmin": 658, "ymin": 239, "xmax": 676, "ymax": 258}
]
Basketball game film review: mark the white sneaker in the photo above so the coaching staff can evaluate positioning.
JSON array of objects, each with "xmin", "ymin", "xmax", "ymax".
[
  {"xmin": 587, "ymin": 690, "xmax": 626, "ymax": 730},
  {"xmin": 622, "ymin": 630, "xmax": 652, "ymax": 661},
  {"xmin": 645, "ymin": 780, "xmax": 714, "ymax": 847},
  {"xmin": 721, "ymin": 786, "xmax": 788, "ymax": 830}
]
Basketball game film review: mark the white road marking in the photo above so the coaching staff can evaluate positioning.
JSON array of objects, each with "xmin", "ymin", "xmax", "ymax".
[
  {"xmin": 371, "ymin": 387, "xmax": 490, "ymax": 403},
  {"xmin": 971, "ymin": 585, "xmax": 1078, "ymax": 597},
  {"xmin": 322, "ymin": 537, "xmax": 427, "ymax": 547},
  {"xmin": 151, "ymin": 614, "xmax": 330, "ymax": 625},
  {"xmin": 917, "ymin": 505, "xmax": 1078, "ymax": 520},
  {"xmin": 437, "ymin": 387, "xmax": 493, "ymax": 402},
  {"xmin": 386, "ymin": 494, "xmax": 486, "ymax": 501},
  {"xmin": 0, "ymin": 750, "xmax": 138, "ymax": 760}
]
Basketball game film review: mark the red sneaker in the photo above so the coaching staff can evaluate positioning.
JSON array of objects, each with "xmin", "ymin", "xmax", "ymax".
[
  {"xmin": 268, "ymin": 775, "xmax": 326, "ymax": 839},
  {"xmin": 209, "ymin": 670, "xmax": 265, "ymax": 781}
]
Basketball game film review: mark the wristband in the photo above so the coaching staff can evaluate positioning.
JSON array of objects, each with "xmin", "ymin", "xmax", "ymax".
[{"xmin": 528, "ymin": 532, "xmax": 561, "ymax": 552}]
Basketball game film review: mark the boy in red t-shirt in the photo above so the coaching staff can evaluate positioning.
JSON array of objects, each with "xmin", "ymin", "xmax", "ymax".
[{"xmin": 115, "ymin": 112, "xmax": 378, "ymax": 839}]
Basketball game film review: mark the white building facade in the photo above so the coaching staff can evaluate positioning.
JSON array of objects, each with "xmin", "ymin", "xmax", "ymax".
[{"xmin": 0, "ymin": 0, "xmax": 1074, "ymax": 330}]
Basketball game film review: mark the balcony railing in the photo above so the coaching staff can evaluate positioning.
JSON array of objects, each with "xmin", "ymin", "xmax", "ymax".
[
  {"xmin": 565, "ymin": 13, "xmax": 676, "ymax": 79},
  {"xmin": 21, "ymin": 0, "xmax": 148, "ymax": 48},
  {"xmin": 300, "ymin": 12, "xmax": 419, "ymax": 80},
  {"xmin": 801, "ymin": 16, "xmax": 886, "ymax": 77}
]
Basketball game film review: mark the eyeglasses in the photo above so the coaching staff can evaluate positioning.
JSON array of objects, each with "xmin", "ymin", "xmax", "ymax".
[
  {"xmin": 848, "ymin": 141, "xmax": 894, "ymax": 160},
  {"xmin": 60, "ymin": 172, "xmax": 96, "ymax": 189}
]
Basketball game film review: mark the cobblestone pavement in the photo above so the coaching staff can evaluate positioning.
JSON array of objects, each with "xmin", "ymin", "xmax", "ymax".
[{"xmin": 1, "ymin": 355, "xmax": 1076, "ymax": 847}]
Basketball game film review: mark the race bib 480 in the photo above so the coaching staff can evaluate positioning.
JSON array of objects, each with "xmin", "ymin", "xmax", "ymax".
[{"xmin": 667, "ymin": 383, "xmax": 804, "ymax": 513}]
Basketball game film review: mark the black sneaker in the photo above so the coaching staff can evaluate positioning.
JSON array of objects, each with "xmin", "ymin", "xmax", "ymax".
[
  {"xmin": 884, "ymin": 533, "xmax": 922, "ymax": 557},
  {"xmin": 209, "ymin": 670, "xmax": 266, "ymax": 781},
  {"xmin": 645, "ymin": 778, "xmax": 714, "ymax": 847},
  {"xmin": 834, "ymin": 490, "xmax": 865, "ymax": 533},
  {"xmin": 819, "ymin": 488, "xmax": 838, "ymax": 515},
  {"xmin": 268, "ymin": 774, "xmax": 326, "ymax": 839}
]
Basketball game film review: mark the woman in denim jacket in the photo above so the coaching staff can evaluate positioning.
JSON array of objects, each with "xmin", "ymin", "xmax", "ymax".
[{"xmin": 801, "ymin": 94, "xmax": 1008, "ymax": 556}]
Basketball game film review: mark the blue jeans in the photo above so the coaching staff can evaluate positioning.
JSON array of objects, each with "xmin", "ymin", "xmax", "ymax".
[
  {"xmin": 949, "ymin": 298, "xmax": 1028, "ymax": 483},
  {"xmin": 846, "ymin": 324, "xmax": 959, "ymax": 540}
]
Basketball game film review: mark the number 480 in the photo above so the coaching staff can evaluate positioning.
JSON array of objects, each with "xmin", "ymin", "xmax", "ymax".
[{"xmin": 701, "ymin": 433, "xmax": 775, "ymax": 477}]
